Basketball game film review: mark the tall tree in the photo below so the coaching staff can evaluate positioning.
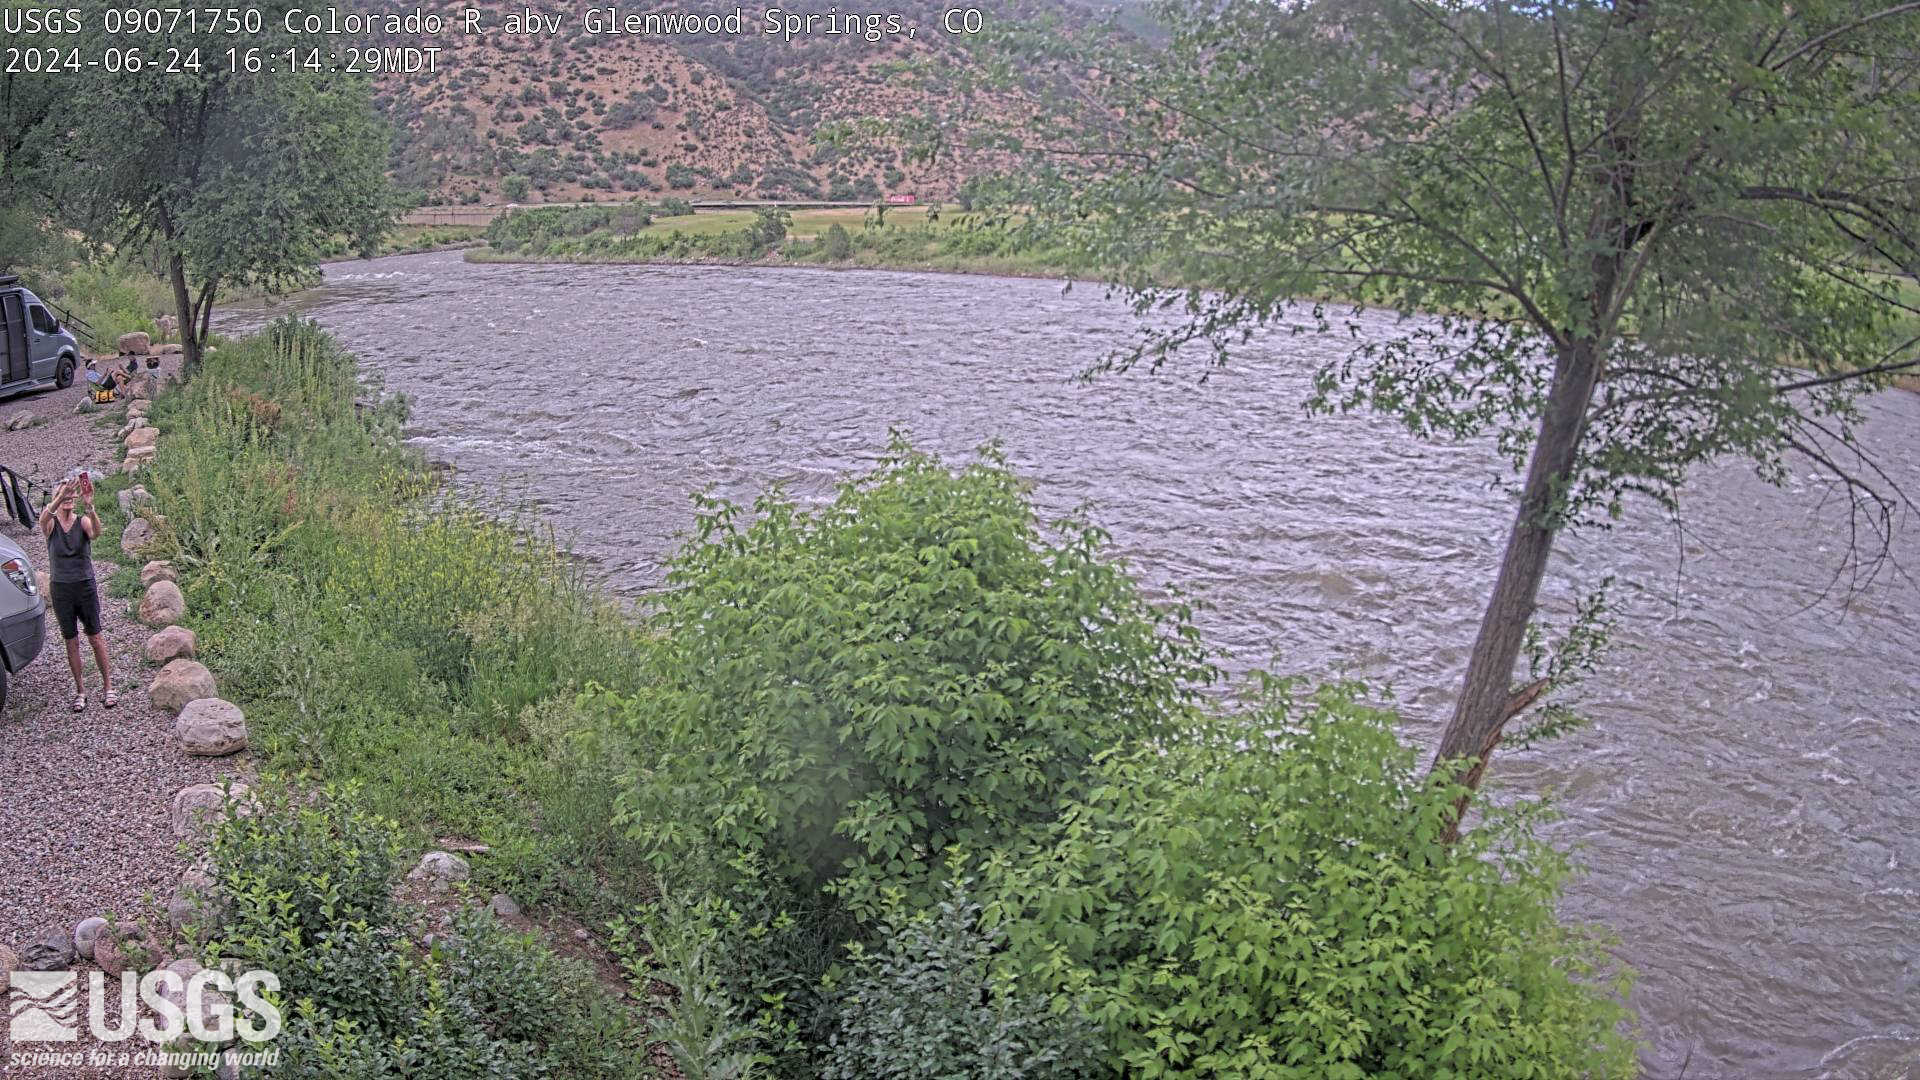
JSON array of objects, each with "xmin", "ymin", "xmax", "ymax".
[
  {"xmin": 0, "ymin": 2, "xmax": 69, "ymax": 267},
  {"xmin": 970, "ymin": 0, "xmax": 1920, "ymax": 829},
  {"xmin": 67, "ymin": 8, "xmax": 390, "ymax": 367}
]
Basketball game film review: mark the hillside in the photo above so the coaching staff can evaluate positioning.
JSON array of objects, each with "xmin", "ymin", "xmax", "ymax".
[{"xmin": 359, "ymin": 0, "xmax": 1101, "ymax": 205}]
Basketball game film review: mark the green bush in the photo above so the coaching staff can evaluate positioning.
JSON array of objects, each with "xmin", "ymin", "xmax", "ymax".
[
  {"xmin": 206, "ymin": 785, "xmax": 646, "ymax": 1079},
  {"xmin": 821, "ymin": 223, "xmax": 852, "ymax": 262},
  {"xmin": 820, "ymin": 884, "xmax": 1103, "ymax": 1080},
  {"xmin": 745, "ymin": 208, "xmax": 790, "ymax": 253},
  {"xmin": 501, "ymin": 174, "xmax": 530, "ymax": 201},
  {"xmin": 974, "ymin": 680, "xmax": 1639, "ymax": 1080},
  {"xmin": 606, "ymin": 438, "xmax": 1214, "ymax": 916},
  {"xmin": 611, "ymin": 892, "xmax": 771, "ymax": 1080}
]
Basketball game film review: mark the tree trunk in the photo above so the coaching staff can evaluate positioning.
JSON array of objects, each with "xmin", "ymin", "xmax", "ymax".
[
  {"xmin": 165, "ymin": 250, "xmax": 200, "ymax": 374},
  {"xmin": 192, "ymin": 280, "xmax": 217, "ymax": 371},
  {"xmin": 1430, "ymin": 341, "xmax": 1606, "ymax": 832}
]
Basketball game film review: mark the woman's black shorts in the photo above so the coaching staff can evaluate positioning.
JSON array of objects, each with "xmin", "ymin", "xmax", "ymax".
[{"xmin": 50, "ymin": 579, "xmax": 102, "ymax": 640}]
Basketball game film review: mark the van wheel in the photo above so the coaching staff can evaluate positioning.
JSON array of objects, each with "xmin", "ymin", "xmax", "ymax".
[
  {"xmin": 0, "ymin": 666, "xmax": 8, "ymax": 715},
  {"xmin": 55, "ymin": 356, "xmax": 75, "ymax": 389}
]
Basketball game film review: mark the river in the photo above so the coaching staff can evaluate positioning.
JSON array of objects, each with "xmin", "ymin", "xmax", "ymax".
[{"xmin": 224, "ymin": 249, "xmax": 1920, "ymax": 1079}]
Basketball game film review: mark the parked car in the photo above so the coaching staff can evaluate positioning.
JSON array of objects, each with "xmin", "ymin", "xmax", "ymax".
[
  {"xmin": 0, "ymin": 527, "xmax": 48, "ymax": 715},
  {"xmin": 1, "ymin": 274, "xmax": 83, "ymax": 401}
]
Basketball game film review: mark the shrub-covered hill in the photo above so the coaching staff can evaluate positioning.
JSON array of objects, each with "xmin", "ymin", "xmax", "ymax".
[{"xmin": 350, "ymin": 0, "xmax": 1128, "ymax": 205}]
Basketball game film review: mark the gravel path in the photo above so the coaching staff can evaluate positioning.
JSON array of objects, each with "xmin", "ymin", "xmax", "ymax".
[{"xmin": 1, "ymin": 354, "xmax": 240, "ymax": 1079}]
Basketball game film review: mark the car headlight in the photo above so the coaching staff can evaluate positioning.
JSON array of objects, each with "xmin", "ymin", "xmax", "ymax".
[{"xmin": 2, "ymin": 557, "xmax": 35, "ymax": 596}]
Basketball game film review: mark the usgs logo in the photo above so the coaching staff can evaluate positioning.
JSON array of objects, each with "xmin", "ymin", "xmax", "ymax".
[{"xmin": 8, "ymin": 968, "xmax": 281, "ymax": 1045}]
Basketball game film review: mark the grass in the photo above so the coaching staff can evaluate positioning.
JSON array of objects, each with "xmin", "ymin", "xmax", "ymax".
[
  {"xmin": 319, "ymin": 223, "xmax": 488, "ymax": 261},
  {"xmin": 630, "ymin": 206, "xmax": 941, "ymax": 238},
  {"xmin": 468, "ymin": 205, "xmax": 1098, "ymax": 281},
  {"xmin": 135, "ymin": 321, "xmax": 657, "ymax": 920}
]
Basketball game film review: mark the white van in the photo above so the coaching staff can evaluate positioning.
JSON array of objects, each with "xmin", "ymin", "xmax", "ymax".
[{"xmin": 1, "ymin": 274, "xmax": 84, "ymax": 400}]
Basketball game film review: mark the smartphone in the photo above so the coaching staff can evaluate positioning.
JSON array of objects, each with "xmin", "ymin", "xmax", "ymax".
[{"xmin": 79, "ymin": 471, "xmax": 94, "ymax": 498}]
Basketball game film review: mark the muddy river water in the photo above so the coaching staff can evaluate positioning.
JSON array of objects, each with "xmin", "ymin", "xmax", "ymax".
[{"xmin": 227, "ymin": 249, "xmax": 1920, "ymax": 1078}]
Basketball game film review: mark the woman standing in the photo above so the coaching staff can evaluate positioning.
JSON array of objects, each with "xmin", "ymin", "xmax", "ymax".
[{"xmin": 38, "ymin": 475, "xmax": 114, "ymax": 710}]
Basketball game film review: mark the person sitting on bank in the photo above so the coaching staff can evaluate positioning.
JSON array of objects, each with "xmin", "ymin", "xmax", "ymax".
[{"xmin": 38, "ymin": 477, "xmax": 115, "ymax": 710}]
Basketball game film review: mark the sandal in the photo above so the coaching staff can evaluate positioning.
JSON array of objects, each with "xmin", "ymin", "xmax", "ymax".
[
  {"xmin": 102, "ymin": 690, "xmax": 117, "ymax": 709},
  {"xmin": 71, "ymin": 694, "xmax": 87, "ymax": 712}
]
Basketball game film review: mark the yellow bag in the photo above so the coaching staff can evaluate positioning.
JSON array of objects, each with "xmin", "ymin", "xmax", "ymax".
[{"xmin": 91, "ymin": 386, "xmax": 116, "ymax": 404}]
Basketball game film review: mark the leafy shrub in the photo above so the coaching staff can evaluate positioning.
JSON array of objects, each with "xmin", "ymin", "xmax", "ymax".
[
  {"xmin": 206, "ymin": 785, "xmax": 646, "ymax": 1079},
  {"xmin": 210, "ymin": 782, "xmax": 408, "ymax": 958},
  {"xmin": 656, "ymin": 197, "xmax": 695, "ymax": 217},
  {"xmin": 605, "ymin": 93, "xmax": 658, "ymax": 129},
  {"xmin": 606, "ymin": 438, "xmax": 1214, "ymax": 917},
  {"xmin": 974, "ymin": 680, "xmax": 1639, "ymax": 1080},
  {"xmin": 744, "ymin": 208, "xmax": 790, "ymax": 252},
  {"xmin": 611, "ymin": 892, "xmax": 771, "ymax": 1080},
  {"xmin": 500, "ymin": 174, "xmax": 530, "ymax": 201},
  {"xmin": 484, "ymin": 205, "xmax": 619, "ymax": 250},
  {"xmin": 820, "ymin": 884, "xmax": 1103, "ymax": 1080},
  {"xmin": 666, "ymin": 163, "xmax": 698, "ymax": 189},
  {"xmin": 821, "ymin": 223, "xmax": 852, "ymax": 262}
]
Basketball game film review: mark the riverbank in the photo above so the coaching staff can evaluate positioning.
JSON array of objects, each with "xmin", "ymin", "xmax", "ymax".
[
  {"xmin": 463, "ymin": 204, "xmax": 1105, "ymax": 282},
  {"xmin": 3, "ymin": 322, "xmax": 654, "ymax": 1075},
  {"xmin": 121, "ymin": 324, "xmax": 655, "ymax": 920},
  {"xmin": 463, "ymin": 243, "xmax": 1094, "ymax": 284}
]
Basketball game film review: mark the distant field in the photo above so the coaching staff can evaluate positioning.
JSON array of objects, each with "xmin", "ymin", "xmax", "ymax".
[
  {"xmin": 641, "ymin": 206, "xmax": 942, "ymax": 237},
  {"xmin": 400, "ymin": 202, "xmax": 904, "ymax": 228}
]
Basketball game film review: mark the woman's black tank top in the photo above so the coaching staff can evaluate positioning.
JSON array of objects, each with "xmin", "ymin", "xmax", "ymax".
[{"xmin": 47, "ymin": 515, "xmax": 94, "ymax": 584}]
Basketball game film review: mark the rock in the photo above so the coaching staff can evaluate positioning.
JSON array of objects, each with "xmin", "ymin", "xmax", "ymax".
[
  {"xmin": 172, "ymin": 781, "xmax": 251, "ymax": 836},
  {"xmin": 486, "ymin": 893, "xmax": 522, "ymax": 919},
  {"xmin": 164, "ymin": 956, "xmax": 204, "ymax": 981},
  {"xmin": 0, "ymin": 944, "xmax": 17, "ymax": 980},
  {"xmin": 73, "ymin": 917, "xmax": 108, "ymax": 960},
  {"xmin": 149, "ymin": 659, "xmax": 216, "ymax": 713},
  {"xmin": 117, "ymin": 418, "xmax": 152, "ymax": 440},
  {"xmin": 125, "ymin": 425, "xmax": 160, "ymax": 450},
  {"xmin": 140, "ymin": 558, "xmax": 177, "ymax": 586},
  {"xmin": 156, "ymin": 959, "xmax": 229, "ymax": 1070},
  {"xmin": 92, "ymin": 926, "xmax": 158, "ymax": 978},
  {"xmin": 157, "ymin": 343, "xmax": 184, "ymax": 356},
  {"xmin": 122, "ymin": 516, "xmax": 154, "ymax": 556},
  {"xmin": 126, "ymin": 400, "xmax": 152, "ymax": 418},
  {"xmin": 117, "ymin": 331, "xmax": 151, "ymax": 354},
  {"xmin": 174, "ymin": 698, "xmax": 247, "ymax": 756},
  {"xmin": 6, "ymin": 412, "xmax": 34, "ymax": 432},
  {"xmin": 127, "ymin": 374, "xmax": 157, "ymax": 399},
  {"xmin": 20, "ymin": 926, "xmax": 76, "ymax": 971},
  {"xmin": 145, "ymin": 625, "xmax": 198, "ymax": 664},
  {"xmin": 406, "ymin": 851, "xmax": 470, "ymax": 887},
  {"xmin": 139, "ymin": 578, "xmax": 185, "ymax": 626}
]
